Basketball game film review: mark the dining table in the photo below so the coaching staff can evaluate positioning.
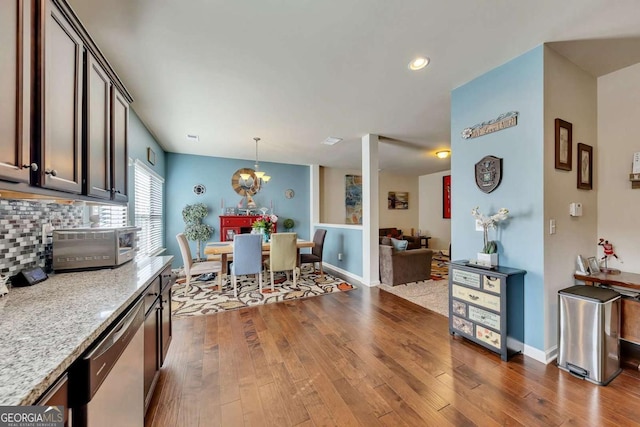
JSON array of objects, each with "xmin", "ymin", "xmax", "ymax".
[{"xmin": 204, "ymin": 239, "xmax": 315, "ymax": 275}]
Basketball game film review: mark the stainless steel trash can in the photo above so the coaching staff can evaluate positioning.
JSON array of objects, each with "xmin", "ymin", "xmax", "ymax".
[{"xmin": 557, "ymin": 285, "xmax": 621, "ymax": 385}]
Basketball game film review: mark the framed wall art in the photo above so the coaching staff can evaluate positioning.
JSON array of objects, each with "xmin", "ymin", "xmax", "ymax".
[
  {"xmin": 443, "ymin": 175, "xmax": 451, "ymax": 218},
  {"xmin": 345, "ymin": 174, "xmax": 363, "ymax": 224},
  {"xmin": 554, "ymin": 118, "xmax": 572, "ymax": 171},
  {"xmin": 388, "ymin": 191, "xmax": 408, "ymax": 209},
  {"xmin": 577, "ymin": 143, "xmax": 593, "ymax": 190},
  {"xmin": 147, "ymin": 147, "xmax": 156, "ymax": 165}
]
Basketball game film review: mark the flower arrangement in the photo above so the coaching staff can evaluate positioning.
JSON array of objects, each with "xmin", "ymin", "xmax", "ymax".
[
  {"xmin": 471, "ymin": 206, "xmax": 509, "ymax": 254},
  {"xmin": 252, "ymin": 214, "xmax": 278, "ymax": 233}
]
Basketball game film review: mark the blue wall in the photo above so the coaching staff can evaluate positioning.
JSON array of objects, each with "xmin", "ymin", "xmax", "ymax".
[
  {"xmin": 165, "ymin": 153, "xmax": 310, "ymax": 266},
  {"xmin": 317, "ymin": 225, "xmax": 363, "ymax": 277},
  {"xmin": 450, "ymin": 46, "xmax": 545, "ymax": 350}
]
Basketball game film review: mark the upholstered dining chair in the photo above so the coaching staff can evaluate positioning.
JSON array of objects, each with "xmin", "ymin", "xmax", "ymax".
[
  {"xmin": 266, "ymin": 232, "xmax": 298, "ymax": 291},
  {"xmin": 176, "ymin": 233, "xmax": 222, "ymax": 296},
  {"xmin": 230, "ymin": 233, "xmax": 263, "ymax": 297},
  {"xmin": 300, "ymin": 228, "xmax": 327, "ymax": 278}
]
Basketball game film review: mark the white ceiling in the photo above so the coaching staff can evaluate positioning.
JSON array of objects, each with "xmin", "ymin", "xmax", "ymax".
[{"xmin": 68, "ymin": 0, "xmax": 640, "ymax": 176}]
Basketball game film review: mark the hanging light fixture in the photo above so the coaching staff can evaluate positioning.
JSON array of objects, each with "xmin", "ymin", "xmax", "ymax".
[{"xmin": 253, "ymin": 137, "xmax": 271, "ymax": 183}]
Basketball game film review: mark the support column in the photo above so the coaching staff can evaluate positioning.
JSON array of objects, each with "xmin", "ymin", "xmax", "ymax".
[
  {"xmin": 362, "ymin": 134, "xmax": 379, "ymax": 286},
  {"xmin": 309, "ymin": 164, "xmax": 320, "ymax": 236}
]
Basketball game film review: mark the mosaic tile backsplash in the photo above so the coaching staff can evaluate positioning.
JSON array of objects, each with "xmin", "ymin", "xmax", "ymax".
[{"xmin": 0, "ymin": 199, "xmax": 84, "ymax": 276}]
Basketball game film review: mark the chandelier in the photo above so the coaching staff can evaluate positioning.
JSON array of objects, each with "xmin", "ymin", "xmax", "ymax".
[{"xmin": 239, "ymin": 137, "xmax": 271, "ymax": 190}]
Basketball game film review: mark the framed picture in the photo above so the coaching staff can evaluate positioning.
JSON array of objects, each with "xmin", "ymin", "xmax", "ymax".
[
  {"xmin": 147, "ymin": 147, "xmax": 156, "ymax": 165},
  {"xmin": 587, "ymin": 256, "xmax": 600, "ymax": 274},
  {"xmin": 577, "ymin": 143, "xmax": 593, "ymax": 190},
  {"xmin": 388, "ymin": 191, "xmax": 408, "ymax": 209},
  {"xmin": 576, "ymin": 255, "xmax": 589, "ymax": 274},
  {"xmin": 554, "ymin": 118, "xmax": 572, "ymax": 171},
  {"xmin": 443, "ymin": 175, "xmax": 451, "ymax": 218}
]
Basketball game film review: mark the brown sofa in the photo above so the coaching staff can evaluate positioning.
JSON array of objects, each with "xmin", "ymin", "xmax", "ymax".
[
  {"xmin": 378, "ymin": 227, "xmax": 421, "ymax": 250},
  {"xmin": 379, "ymin": 243, "xmax": 433, "ymax": 286}
]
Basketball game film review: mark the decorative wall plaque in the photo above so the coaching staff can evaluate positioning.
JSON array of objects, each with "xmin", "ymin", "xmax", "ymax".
[
  {"xmin": 475, "ymin": 155, "xmax": 503, "ymax": 193},
  {"xmin": 462, "ymin": 111, "xmax": 518, "ymax": 139}
]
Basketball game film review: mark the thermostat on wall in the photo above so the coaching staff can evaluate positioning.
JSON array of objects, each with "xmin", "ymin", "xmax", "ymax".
[{"xmin": 569, "ymin": 202, "xmax": 583, "ymax": 217}]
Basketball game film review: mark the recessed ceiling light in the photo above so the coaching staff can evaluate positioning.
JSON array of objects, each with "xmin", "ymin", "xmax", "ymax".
[
  {"xmin": 322, "ymin": 137, "xmax": 343, "ymax": 146},
  {"xmin": 408, "ymin": 56, "xmax": 430, "ymax": 71},
  {"xmin": 436, "ymin": 150, "xmax": 450, "ymax": 159},
  {"xmin": 186, "ymin": 134, "xmax": 199, "ymax": 142}
]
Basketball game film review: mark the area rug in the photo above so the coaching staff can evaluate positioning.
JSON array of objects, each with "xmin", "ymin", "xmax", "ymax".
[
  {"xmin": 378, "ymin": 253, "xmax": 450, "ymax": 317},
  {"xmin": 171, "ymin": 265, "xmax": 356, "ymax": 317}
]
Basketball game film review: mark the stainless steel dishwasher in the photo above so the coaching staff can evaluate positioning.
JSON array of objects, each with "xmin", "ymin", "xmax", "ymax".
[{"xmin": 71, "ymin": 298, "xmax": 145, "ymax": 427}]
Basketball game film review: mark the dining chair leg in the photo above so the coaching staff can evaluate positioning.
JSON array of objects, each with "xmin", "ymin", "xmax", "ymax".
[
  {"xmin": 319, "ymin": 262, "xmax": 324, "ymax": 279},
  {"xmin": 232, "ymin": 274, "xmax": 238, "ymax": 298},
  {"xmin": 270, "ymin": 270, "xmax": 275, "ymax": 292},
  {"xmin": 258, "ymin": 272, "xmax": 263, "ymax": 293},
  {"xmin": 184, "ymin": 275, "xmax": 191, "ymax": 296},
  {"xmin": 293, "ymin": 268, "xmax": 297, "ymax": 287},
  {"xmin": 217, "ymin": 271, "xmax": 223, "ymax": 291}
]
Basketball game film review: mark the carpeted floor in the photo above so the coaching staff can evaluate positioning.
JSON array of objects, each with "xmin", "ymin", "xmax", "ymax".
[
  {"xmin": 378, "ymin": 253, "xmax": 450, "ymax": 317},
  {"xmin": 172, "ymin": 265, "xmax": 355, "ymax": 317}
]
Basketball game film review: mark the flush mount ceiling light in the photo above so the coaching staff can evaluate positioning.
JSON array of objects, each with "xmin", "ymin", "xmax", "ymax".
[
  {"xmin": 408, "ymin": 56, "xmax": 430, "ymax": 71},
  {"xmin": 436, "ymin": 150, "xmax": 450, "ymax": 159},
  {"xmin": 322, "ymin": 136, "xmax": 343, "ymax": 146}
]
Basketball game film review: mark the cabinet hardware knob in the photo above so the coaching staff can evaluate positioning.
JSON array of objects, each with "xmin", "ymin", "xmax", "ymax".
[
  {"xmin": 45, "ymin": 169, "xmax": 57, "ymax": 176},
  {"xmin": 22, "ymin": 163, "xmax": 38, "ymax": 171},
  {"xmin": 148, "ymin": 292, "xmax": 158, "ymax": 297}
]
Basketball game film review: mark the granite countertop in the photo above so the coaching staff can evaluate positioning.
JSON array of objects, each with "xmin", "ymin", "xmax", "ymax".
[{"xmin": 0, "ymin": 255, "xmax": 173, "ymax": 406}]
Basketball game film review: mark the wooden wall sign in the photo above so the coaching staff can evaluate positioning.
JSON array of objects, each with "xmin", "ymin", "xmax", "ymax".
[
  {"xmin": 462, "ymin": 111, "xmax": 518, "ymax": 139},
  {"xmin": 475, "ymin": 155, "xmax": 503, "ymax": 193}
]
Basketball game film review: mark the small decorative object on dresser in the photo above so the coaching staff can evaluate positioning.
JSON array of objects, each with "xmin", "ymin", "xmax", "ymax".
[
  {"xmin": 449, "ymin": 261, "xmax": 526, "ymax": 361},
  {"xmin": 470, "ymin": 206, "xmax": 509, "ymax": 267}
]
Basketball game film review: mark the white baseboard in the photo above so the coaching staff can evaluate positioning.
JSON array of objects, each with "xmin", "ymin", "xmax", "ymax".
[
  {"xmin": 523, "ymin": 344, "xmax": 557, "ymax": 365},
  {"xmin": 322, "ymin": 262, "xmax": 366, "ymax": 287}
]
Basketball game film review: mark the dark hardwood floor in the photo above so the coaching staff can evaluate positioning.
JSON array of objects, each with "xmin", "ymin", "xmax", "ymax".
[{"xmin": 145, "ymin": 286, "xmax": 640, "ymax": 427}]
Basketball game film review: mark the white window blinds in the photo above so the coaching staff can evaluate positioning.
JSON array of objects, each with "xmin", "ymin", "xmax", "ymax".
[
  {"xmin": 135, "ymin": 159, "xmax": 164, "ymax": 256},
  {"xmin": 90, "ymin": 205, "xmax": 128, "ymax": 228}
]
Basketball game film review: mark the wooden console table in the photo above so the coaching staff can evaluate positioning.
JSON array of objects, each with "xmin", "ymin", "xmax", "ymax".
[{"xmin": 575, "ymin": 271, "xmax": 640, "ymax": 367}]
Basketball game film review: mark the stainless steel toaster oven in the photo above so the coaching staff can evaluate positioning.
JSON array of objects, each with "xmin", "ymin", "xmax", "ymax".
[{"xmin": 53, "ymin": 227, "xmax": 139, "ymax": 271}]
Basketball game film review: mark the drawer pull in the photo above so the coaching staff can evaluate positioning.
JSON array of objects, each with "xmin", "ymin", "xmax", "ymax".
[{"xmin": 469, "ymin": 294, "xmax": 479, "ymax": 301}]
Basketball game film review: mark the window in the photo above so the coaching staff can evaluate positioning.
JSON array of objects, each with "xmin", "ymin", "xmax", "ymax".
[
  {"xmin": 135, "ymin": 159, "xmax": 164, "ymax": 256},
  {"xmin": 90, "ymin": 205, "xmax": 128, "ymax": 228}
]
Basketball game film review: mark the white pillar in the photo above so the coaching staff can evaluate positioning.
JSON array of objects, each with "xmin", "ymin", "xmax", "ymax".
[
  {"xmin": 309, "ymin": 164, "xmax": 320, "ymax": 236},
  {"xmin": 362, "ymin": 134, "xmax": 379, "ymax": 286}
]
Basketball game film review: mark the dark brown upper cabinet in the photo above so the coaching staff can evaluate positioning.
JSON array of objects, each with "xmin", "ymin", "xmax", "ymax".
[
  {"xmin": 38, "ymin": 0, "xmax": 85, "ymax": 194},
  {"xmin": 84, "ymin": 52, "xmax": 112, "ymax": 199},
  {"xmin": 0, "ymin": 0, "xmax": 133, "ymax": 202},
  {"xmin": 111, "ymin": 88, "xmax": 129, "ymax": 203},
  {"xmin": 0, "ymin": 0, "xmax": 32, "ymax": 183}
]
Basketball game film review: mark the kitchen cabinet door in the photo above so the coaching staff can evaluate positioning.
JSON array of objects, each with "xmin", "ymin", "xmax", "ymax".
[
  {"xmin": 111, "ymin": 88, "xmax": 129, "ymax": 202},
  {"xmin": 160, "ymin": 285, "xmax": 172, "ymax": 366},
  {"xmin": 40, "ymin": 0, "xmax": 84, "ymax": 194},
  {"xmin": 84, "ymin": 52, "xmax": 111, "ymax": 199},
  {"xmin": 143, "ymin": 299, "xmax": 160, "ymax": 412},
  {"xmin": 0, "ymin": 0, "xmax": 32, "ymax": 183}
]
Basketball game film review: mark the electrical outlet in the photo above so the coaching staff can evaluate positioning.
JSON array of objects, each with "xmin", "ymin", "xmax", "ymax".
[
  {"xmin": 549, "ymin": 219, "xmax": 556, "ymax": 235},
  {"xmin": 338, "ymin": 253, "xmax": 343, "ymax": 261}
]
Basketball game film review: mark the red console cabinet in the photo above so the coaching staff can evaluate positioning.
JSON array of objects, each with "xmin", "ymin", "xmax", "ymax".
[{"xmin": 219, "ymin": 215, "xmax": 277, "ymax": 241}]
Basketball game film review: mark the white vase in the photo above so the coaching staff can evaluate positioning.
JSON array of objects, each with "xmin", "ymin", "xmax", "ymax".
[{"xmin": 477, "ymin": 253, "xmax": 498, "ymax": 267}]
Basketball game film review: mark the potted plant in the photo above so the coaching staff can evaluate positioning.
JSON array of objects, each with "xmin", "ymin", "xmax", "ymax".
[
  {"xmin": 471, "ymin": 206, "xmax": 509, "ymax": 266},
  {"xmin": 182, "ymin": 203, "xmax": 214, "ymax": 260},
  {"xmin": 282, "ymin": 218, "xmax": 294, "ymax": 231}
]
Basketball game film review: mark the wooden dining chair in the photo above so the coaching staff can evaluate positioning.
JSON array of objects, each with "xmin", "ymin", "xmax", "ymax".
[
  {"xmin": 230, "ymin": 234, "xmax": 263, "ymax": 297},
  {"xmin": 300, "ymin": 228, "xmax": 327, "ymax": 278},
  {"xmin": 266, "ymin": 232, "xmax": 298, "ymax": 291},
  {"xmin": 176, "ymin": 233, "xmax": 222, "ymax": 296}
]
